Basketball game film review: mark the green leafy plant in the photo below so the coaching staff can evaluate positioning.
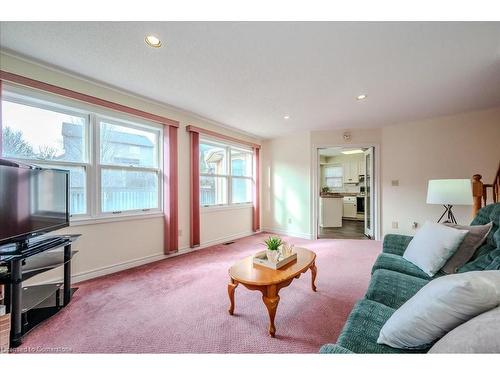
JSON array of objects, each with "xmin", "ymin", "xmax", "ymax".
[
  {"xmin": 264, "ymin": 236, "xmax": 283, "ymax": 251},
  {"xmin": 321, "ymin": 186, "xmax": 330, "ymax": 193}
]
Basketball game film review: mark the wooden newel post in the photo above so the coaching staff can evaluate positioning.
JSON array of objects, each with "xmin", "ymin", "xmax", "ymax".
[{"xmin": 472, "ymin": 174, "xmax": 483, "ymax": 217}]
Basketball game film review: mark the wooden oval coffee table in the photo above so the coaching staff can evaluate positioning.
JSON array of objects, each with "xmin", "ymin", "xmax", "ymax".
[{"xmin": 228, "ymin": 247, "xmax": 317, "ymax": 337}]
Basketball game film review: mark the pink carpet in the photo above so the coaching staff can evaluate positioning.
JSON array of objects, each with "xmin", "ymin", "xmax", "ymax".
[{"xmin": 18, "ymin": 233, "xmax": 380, "ymax": 353}]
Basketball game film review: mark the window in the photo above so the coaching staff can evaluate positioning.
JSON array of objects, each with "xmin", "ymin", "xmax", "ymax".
[
  {"xmin": 324, "ymin": 165, "xmax": 343, "ymax": 188},
  {"xmin": 1, "ymin": 85, "xmax": 163, "ymax": 221},
  {"xmin": 99, "ymin": 119, "xmax": 161, "ymax": 213},
  {"xmin": 1, "ymin": 97, "xmax": 89, "ymax": 215},
  {"xmin": 199, "ymin": 140, "xmax": 253, "ymax": 207}
]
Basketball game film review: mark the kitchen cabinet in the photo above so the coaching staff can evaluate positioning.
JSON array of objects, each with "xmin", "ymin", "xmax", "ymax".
[
  {"xmin": 320, "ymin": 197, "xmax": 343, "ymax": 227},
  {"xmin": 343, "ymin": 196, "xmax": 357, "ymax": 218},
  {"xmin": 343, "ymin": 160, "xmax": 360, "ymax": 183},
  {"xmin": 358, "ymin": 158, "xmax": 365, "ymax": 176}
]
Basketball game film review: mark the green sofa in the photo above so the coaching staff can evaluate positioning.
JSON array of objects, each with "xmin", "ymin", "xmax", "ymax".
[{"xmin": 320, "ymin": 203, "xmax": 500, "ymax": 354}]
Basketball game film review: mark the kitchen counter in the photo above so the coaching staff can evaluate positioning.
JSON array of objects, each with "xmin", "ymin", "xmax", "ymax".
[
  {"xmin": 320, "ymin": 196, "xmax": 343, "ymax": 227},
  {"xmin": 320, "ymin": 193, "xmax": 365, "ymax": 198}
]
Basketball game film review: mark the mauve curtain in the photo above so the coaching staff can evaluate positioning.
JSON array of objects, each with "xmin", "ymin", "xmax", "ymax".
[
  {"xmin": 164, "ymin": 125, "xmax": 178, "ymax": 253},
  {"xmin": 0, "ymin": 73, "xmax": 181, "ymax": 254},
  {"xmin": 189, "ymin": 131, "xmax": 201, "ymax": 247},
  {"xmin": 253, "ymin": 147, "xmax": 260, "ymax": 232},
  {"xmin": 0, "ymin": 80, "xmax": 3, "ymax": 155}
]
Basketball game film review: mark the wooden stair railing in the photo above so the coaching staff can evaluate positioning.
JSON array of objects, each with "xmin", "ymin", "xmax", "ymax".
[{"xmin": 472, "ymin": 161, "xmax": 500, "ymax": 216}]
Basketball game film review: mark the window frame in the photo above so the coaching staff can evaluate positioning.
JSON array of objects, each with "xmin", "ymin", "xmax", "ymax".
[
  {"xmin": 96, "ymin": 114, "xmax": 163, "ymax": 217},
  {"xmin": 324, "ymin": 164, "xmax": 344, "ymax": 190},
  {"xmin": 1, "ymin": 83, "xmax": 164, "ymax": 225},
  {"xmin": 199, "ymin": 137, "xmax": 253, "ymax": 210}
]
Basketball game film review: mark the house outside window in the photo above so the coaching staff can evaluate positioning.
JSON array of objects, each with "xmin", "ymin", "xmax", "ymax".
[
  {"xmin": 199, "ymin": 140, "xmax": 253, "ymax": 207},
  {"xmin": 1, "ymin": 84, "xmax": 163, "ymax": 221}
]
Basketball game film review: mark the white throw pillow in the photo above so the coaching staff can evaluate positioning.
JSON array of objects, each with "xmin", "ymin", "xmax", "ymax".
[
  {"xmin": 377, "ymin": 271, "xmax": 500, "ymax": 349},
  {"xmin": 403, "ymin": 221, "xmax": 469, "ymax": 276},
  {"xmin": 428, "ymin": 306, "xmax": 500, "ymax": 353}
]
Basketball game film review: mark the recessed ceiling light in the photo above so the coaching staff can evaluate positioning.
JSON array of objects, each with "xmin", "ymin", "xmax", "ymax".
[
  {"xmin": 283, "ymin": 115, "xmax": 290, "ymax": 120},
  {"xmin": 145, "ymin": 35, "xmax": 162, "ymax": 48},
  {"xmin": 357, "ymin": 94, "xmax": 367, "ymax": 100},
  {"xmin": 342, "ymin": 149, "xmax": 364, "ymax": 155}
]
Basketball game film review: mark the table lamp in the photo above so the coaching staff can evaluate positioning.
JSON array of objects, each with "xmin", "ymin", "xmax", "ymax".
[{"xmin": 426, "ymin": 179, "xmax": 473, "ymax": 224}]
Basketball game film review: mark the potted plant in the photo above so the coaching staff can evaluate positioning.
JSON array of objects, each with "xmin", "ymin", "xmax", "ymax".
[{"xmin": 264, "ymin": 236, "xmax": 283, "ymax": 263}]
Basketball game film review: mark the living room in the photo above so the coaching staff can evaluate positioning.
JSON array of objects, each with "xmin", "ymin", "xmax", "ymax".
[{"xmin": 1, "ymin": 1, "xmax": 500, "ymax": 374}]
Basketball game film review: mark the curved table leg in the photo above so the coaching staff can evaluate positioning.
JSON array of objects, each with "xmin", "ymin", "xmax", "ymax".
[
  {"xmin": 310, "ymin": 261, "xmax": 317, "ymax": 292},
  {"xmin": 262, "ymin": 285, "xmax": 280, "ymax": 337},
  {"xmin": 228, "ymin": 279, "xmax": 238, "ymax": 315}
]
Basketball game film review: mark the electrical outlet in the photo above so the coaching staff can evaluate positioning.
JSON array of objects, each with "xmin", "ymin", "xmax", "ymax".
[
  {"xmin": 178, "ymin": 229, "xmax": 183, "ymax": 237},
  {"xmin": 391, "ymin": 180, "xmax": 399, "ymax": 186},
  {"xmin": 288, "ymin": 218, "xmax": 292, "ymax": 224},
  {"xmin": 392, "ymin": 221, "xmax": 399, "ymax": 229},
  {"xmin": 412, "ymin": 222, "xmax": 418, "ymax": 229}
]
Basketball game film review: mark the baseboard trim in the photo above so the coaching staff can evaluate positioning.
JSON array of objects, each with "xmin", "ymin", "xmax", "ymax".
[
  {"xmin": 29, "ymin": 230, "xmax": 262, "ymax": 285},
  {"xmin": 193, "ymin": 230, "xmax": 259, "ymax": 250},
  {"xmin": 261, "ymin": 227, "xmax": 313, "ymax": 240}
]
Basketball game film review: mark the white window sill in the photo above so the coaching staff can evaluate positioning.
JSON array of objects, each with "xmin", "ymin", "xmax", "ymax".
[
  {"xmin": 201, "ymin": 203, "xmax": 253, "ymax": 213},
  {"xmin": 70, "ymin": 211, "xmax": 164, "ymax": 226}
]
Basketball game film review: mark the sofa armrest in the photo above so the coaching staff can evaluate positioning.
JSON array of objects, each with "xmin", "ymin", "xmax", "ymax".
[
  {"xmin": 319, "ymin": 344, "xmax": 354, "ymax": 354},
  {"xmin": 382, "ymin": 234, "xmax": 413, "ymax": 256}
]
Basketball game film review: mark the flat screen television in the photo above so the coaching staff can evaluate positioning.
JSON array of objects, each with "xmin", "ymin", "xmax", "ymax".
[{"xmin": 0, "ymin": 158, "xmax": 69, "ymax": 246}]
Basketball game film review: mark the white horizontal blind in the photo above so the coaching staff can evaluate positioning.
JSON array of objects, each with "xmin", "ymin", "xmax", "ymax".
[{"xmin": 324, "ymin": 165, "xmax": 343, "ymax": 188}]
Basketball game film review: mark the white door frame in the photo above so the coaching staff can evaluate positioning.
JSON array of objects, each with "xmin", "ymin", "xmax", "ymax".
[{"xmin": 311, "ymin": 143, "xmax": 381, "ymax": 241}]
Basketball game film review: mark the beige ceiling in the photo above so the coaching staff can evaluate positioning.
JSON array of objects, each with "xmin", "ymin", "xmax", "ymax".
[{"xmin": 1, "ymin": 22, "xmax": 500, "ymax": 138}]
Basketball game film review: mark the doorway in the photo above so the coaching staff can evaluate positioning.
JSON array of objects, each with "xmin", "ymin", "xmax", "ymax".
[{"xmin": 313, "ymin": 145, "xmax": 379, "ymax": 240}]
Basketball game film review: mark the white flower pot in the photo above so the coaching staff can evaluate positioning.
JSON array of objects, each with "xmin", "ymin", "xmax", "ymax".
[{"xmin": 266, "ymin": 249, "xmax": 279, "ymax": 263}]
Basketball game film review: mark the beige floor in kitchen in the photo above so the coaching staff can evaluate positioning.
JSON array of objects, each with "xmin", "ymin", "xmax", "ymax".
[{"xmin": 318, "ymin": 219, "xmax": 369, "ymax": 240}]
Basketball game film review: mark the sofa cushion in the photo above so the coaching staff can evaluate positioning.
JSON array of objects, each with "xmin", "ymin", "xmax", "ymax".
[
  {"xmin": 485, "ymin": 250, "xmax": 500, "ymax": 270},
  {"xmin": 382, "ymin": 234, "xmax": 413, "ymax": 256},
  {"xmin": 366, "ymin": 269, "xmax": 429, "ymax": 309},
  {"xmin": 372, "ymin": 253, "xmax": 439, "ymax": 280},
  {"xmin": 459, "ymin": 248, "xmax": 500, "ymax": 273},
  {"xmin": 319, "ymin": 344, "xmax": 354, "ymax": 354},
  {"xmin": 336, "ymin": 299, "xmax": 425, "ymax": 354},
  {"xmin": 470, "ymin": 203, "xmax": 500, "ymax": 255}
]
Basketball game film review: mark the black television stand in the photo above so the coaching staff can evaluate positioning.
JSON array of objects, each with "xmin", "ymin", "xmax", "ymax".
[{"xmin": 0, "ymin": 234, "xmax": 80, "ymax": 347}]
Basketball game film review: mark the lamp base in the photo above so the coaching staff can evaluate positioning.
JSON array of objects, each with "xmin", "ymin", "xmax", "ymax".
[{"xmin": 437, "ymin": 204, "xmax": 457, "ymax": 224}]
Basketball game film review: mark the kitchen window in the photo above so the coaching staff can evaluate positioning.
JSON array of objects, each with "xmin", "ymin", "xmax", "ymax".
[
  {"xmin": 199, "ymin": 139, "xmax": 253, "ymax": 207},
  {"xmin": 324, "ymin": 165, "xmax": 343, "ymax": 188},
  {"xmin": 1, "ymin": 84, "xmax": 163, "ymax": 221}
]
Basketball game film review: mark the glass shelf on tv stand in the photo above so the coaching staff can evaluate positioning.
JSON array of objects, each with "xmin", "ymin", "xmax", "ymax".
[{"xmin": 0, "ymin": 234, "xmax": 80, "ymax": 347}]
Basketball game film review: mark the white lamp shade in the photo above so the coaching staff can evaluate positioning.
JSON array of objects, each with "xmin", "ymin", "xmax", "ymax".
[{"xmin": 426, "ymin": 179, "xmax": 473, "ymax": 205}]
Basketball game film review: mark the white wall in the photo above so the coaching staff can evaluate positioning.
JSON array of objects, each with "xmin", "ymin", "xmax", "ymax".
[
  {"xmin": 200, "ymin": 206, "xmax": 253, "ymax": 245},
  {"xmin": 382, "ymin": 107, "xmax": 500, "ymax": 235},
  {"xmin": 261, "ymin": 108, "xmax": 500, "ymax": 240},
  {"xmin": 310, "ymin": 128, "xmax": 382, "ymax": 148},
  {"xmin": 261, "ymin": 132, "xmax": 312, "ymax": 238},
  {"xmin": 0, "ymin": 52, "xmax": 261, "ymax": 283},
  {"xmin": 2, "ymin": 52, "xmax": 499, "ymax": 284}
]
